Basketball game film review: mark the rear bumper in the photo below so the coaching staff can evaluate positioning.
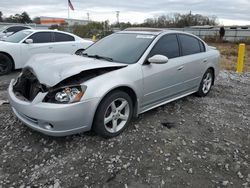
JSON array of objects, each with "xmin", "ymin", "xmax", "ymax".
[{"xmin": 8, "ymin": 79, "xmax": 100, "ymax": 136}]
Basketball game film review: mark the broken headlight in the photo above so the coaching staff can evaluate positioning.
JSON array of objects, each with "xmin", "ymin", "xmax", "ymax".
[{"xmin": 44, "ymin": 86, "xmax": 86, "ymax": 104}]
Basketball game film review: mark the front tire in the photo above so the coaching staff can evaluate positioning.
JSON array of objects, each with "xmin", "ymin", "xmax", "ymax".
[
  {"xmin": 93, "ymin": 91, "xmax": 133, "ymax": 138},
  {"xmin": 196, "ymin": 69, "xmax": 214, "ymax": 97},
  {"xmin": 0, "ymin": 53, "xmax": 13, "ymax": 75}
]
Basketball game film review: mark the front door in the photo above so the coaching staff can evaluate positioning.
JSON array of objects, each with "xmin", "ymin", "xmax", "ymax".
[
  {"xmin": 20, "ymin": 32, "xmax": 54, "ymax": 67},
  {"xmin": 141, "ymin": 34, "xmax": 184, "ymax": 108}
]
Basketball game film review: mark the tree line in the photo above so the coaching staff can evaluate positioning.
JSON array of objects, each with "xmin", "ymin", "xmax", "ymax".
[
  {"xmin": 54, "ymin": 12, "xmax": 218, "ymax": 38},
  {"xmin": 0, "ymin": 11, "xmax": 218, "ymax": 38},
  {"xmin": 0, "ymin": 10, "xmax": 217, "ymax": 27},
  {"xmin": 0, "ymin": 11, "xmax": 32, "ymax": 23}
]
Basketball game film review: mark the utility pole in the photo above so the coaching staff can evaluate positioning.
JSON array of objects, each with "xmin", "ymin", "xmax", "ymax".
[
  {"xmin": 116, "ymin": 11, "xmax": 120, "ymax": 25},
  {"xmin": 87, "ymin": 12, "xmax": 90, "ymax": 22}
]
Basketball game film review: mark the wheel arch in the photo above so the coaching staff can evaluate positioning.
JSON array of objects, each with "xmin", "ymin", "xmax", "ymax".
[
  {"xmin": 93, "ymin": 85, "xmax": 139, "ymax": 123},
  {"xmin": 207, "ymin": 67, "xmax": 215, "ymax": 85},
  {"xmin": 0, "ymin": 51, "xmax": 15, "ymax": 70},
  {"xmin": 75, "ymin": 49, "xmax": 85, "ymax": 54}
]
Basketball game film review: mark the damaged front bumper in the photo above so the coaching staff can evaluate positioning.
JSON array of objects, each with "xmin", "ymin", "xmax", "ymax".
[{"xmin": 8, "ymin": 79, "xmax": 100, "ymax": 136}]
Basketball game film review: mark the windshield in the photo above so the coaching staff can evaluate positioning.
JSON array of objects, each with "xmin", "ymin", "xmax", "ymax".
[
  {"xmin": 0, "ymin": 26, "xmax": 7, "ymax": 33},
  {"xmin": 83, "ymin": 33, "xmax": 156, "ymax": 64},
  {"xmin": 4, "ymin": 30, "xmax": 33, "ymax": 43}
]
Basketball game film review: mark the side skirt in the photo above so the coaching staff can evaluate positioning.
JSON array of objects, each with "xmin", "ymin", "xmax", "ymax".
[{"xmin": 138, "ymin": 90, "xmax": 197, "ymax": 114}]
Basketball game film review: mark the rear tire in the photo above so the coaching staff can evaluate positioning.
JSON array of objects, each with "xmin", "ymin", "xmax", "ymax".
[
  {"xmin": 0, "ymin": 53, "xmax": 13, "ymax": 75},
  {"xmin": 196, "ymin": 69, "xmax": 214, "ymax": 97},
  {"xmin": 75, "ymin": 49, "xmax": 85, "ymax": 56},
  {"xmin": 93, "ymin": 91, "xmax": 133, "ymax": 138}
]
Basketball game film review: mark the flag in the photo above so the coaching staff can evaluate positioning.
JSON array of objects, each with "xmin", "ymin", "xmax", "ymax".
[{"xmin": 68, "ymin": 0, "xmax": 74, "ymax": 10}]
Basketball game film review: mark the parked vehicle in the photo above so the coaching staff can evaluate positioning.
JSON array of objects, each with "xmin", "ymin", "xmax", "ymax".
[
  {"xmin": 0, "ymin": 29, "xmax": 93, "ymax": 75},
  {"xmin": 8, "ymin": 28, "xmax": 220, "ymax": 138},
  {"xmin": 0, "ymin": 25, "xmax": 32, "ymax": 40}
]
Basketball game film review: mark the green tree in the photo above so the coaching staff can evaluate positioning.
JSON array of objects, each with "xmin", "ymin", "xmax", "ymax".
[
  {"xmin": 73, "ymin": 22, "xmax": 109, "ymax": 38},
  {"xmin": 20, "ymin": 12, "xmax": 32, "ymax": 23},
  {"xmin": 4, "ymin": 12, "xmax": 32, "ymax": 23},
  {"xmin": 140, "ymin": 13, "xmax": 218, "ymax": 28}
]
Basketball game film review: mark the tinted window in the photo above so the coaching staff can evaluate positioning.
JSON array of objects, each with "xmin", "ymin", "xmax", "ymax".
[
  {"xmin": 199, "ymin": 40, "xmax": 205, "ymax": 52},
  {"xmin": 84, "ymin": 33, "xmax": 155, "ymax": 64},
  {"xmin": 28, "ymin": 32, "xmax": 52, "ymax": 43},
  {"xmin": 179, "ymin": 34, "xmax": 201, "ymax": 56},
  {"xmin": 54, "ymin": 32, "xmax": 75, "ymax": 42},
  {"xmin": 6, "ymin": 26, "xmax": 29, "ymax": 33},
  {"xmin": 149, "ymin": 34, "xmax": 180, "ymax": 59}
]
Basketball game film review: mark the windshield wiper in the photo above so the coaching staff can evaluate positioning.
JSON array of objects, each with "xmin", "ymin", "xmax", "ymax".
[{"xmin": 82, "ymin": 53, "xmax": 113, "ymax": 62}]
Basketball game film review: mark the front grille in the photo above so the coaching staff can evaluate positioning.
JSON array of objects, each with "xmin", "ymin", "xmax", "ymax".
[{"xmin": 13, "ymin": 69, "xmax": 45, "ymax": 101}]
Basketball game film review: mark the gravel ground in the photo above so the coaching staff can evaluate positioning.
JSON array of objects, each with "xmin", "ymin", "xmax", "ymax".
[{"xmin": 0, "ymin": 70, "xmax": 250, "ymax": 188}]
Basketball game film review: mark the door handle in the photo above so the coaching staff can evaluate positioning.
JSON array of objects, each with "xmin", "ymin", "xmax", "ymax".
[
  {"xmin": 177, "ymin": 66, "xmax": 184, "ymax": 71},
  {"xmin": 48, "ymin": 46, "xmax": 53, "ymax": 49},
  {"xmin": 203, "ymin": 59, "xmax": 207, "ymax": 63},
  {"xmin": 72, "ymin": 45, "xmax": 76, "ymax": 47}
]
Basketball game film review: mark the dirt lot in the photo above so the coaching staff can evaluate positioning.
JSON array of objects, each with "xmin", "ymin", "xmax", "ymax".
[
  {"xmin": 0, "ymin": 68, "xmax": 250, "ymax": 188},
  {"xmin": 208, "ymin": 42, "xmax": 250, "ymax": 72}
]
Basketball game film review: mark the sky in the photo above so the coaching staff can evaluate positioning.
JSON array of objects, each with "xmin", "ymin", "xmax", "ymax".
[{"xmin": 1, "ymin": 0, "xmax": 250, "ymax": 26}]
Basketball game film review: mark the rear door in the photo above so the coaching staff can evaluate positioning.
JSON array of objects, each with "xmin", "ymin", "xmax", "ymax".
[
  {"xmin": 177, "ymin": 34, "xmax": 207, "ymax": 91},
  {"xmin": 52, "ymin": 32, "xmax": 78, "ymax": 54},
  {"xmin": 20, "ymin": 32, "xmax": 54, "ymax": 66}
]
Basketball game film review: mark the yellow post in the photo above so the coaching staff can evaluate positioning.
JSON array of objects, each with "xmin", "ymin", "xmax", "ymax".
[
  {"xmin": 236, "ymin": 43, "xmax": 245, "ymax": 74},
  {"xmin": 92, "ymin": 35, "xmax": 96, "ymax": 42}
]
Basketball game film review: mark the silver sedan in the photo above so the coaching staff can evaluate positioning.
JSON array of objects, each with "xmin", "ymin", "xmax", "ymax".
[{"xmin": 8, "ymin": 28, "xmax": 220, "ymax": 138}]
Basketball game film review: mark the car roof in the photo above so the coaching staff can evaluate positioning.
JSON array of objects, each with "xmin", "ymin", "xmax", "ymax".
[
  {"xmin": 119, "ymin": 27, "xmax": 192, "ymax": 36},
  {"xmin": 27, "ymin": 29, "xmax": 75, "ymax": 35},
  {"xmin": 6, "ymin": 25, "xmax": 32, "ymax": 28}
]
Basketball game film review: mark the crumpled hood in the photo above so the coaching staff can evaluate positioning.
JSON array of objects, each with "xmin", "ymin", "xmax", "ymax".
[{"xmin": 25, "ymin": 53, "xmax": 127, "ymax": 87}]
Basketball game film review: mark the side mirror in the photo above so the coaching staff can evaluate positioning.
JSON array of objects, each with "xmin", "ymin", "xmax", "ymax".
[
  {"xmin": 6, "ymin": 32, "xmax": 14, "ymax": 36},
  {"xmin": 147, "ymin": 55, "xmax": 169, "ymax": 64},
  {"xmin": 25, "ymin": 39, "xmax": 33, "ymax": 44}
]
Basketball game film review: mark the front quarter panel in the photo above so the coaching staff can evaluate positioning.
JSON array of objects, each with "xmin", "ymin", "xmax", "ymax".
[
  {"xmin": 81, "ymin": 63, "xmax": 143, "ymax": 113},
  {"xmin": 77, "ymin": 40, "xmax": 93, "ymax": 50},
  {"xmin": 0, "ymin": 42, "xmax": 21, "ymax": 68}
]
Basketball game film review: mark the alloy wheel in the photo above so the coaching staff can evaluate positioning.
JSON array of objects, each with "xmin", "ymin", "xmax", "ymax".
[
  {"xmin": 104, "ymin": 98, "xmax": 130, "ymax": 133},
  {"xmin": 202, "ymin": 72, "xmax": 212, "ymax": 94}
]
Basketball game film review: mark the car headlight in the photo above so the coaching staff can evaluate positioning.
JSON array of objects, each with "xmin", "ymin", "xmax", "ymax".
[
  {"xmin": 55, "ymin": 87, "xmax": 84, "ymax": 103},
  {"xmin": 44, "ymin": 86, "xmax": 86, "ymax": 104}
]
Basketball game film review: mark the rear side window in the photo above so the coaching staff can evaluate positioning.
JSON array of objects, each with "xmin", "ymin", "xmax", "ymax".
[
  {"xmin": 178, "ymin": 34, "xmax": 202, "ymax": 56},
  {"xmin": 28, "ymin": 32, "xmax": 53, "ymax": 43},
  {"xmin": 54, "ymin": 32, "xmax": 75, "ymax": 42},
  {"xmin": 149, "ymin": 34, "xmax": 180, "ymax": 59},
  {"xmin": 199, "ymin": 40, "xmax": 206, "ymax": 52},
  {"xmin": 6, "ymin": 26, "xmax": 19, "ymax": 32},
  {"xmin": 6, "ymin": 26, "xmax": 29, "ymax": 33}
]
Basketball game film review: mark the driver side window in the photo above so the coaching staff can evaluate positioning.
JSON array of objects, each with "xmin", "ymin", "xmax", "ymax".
[
  {"xmin": 149, "ymin": 34, "xmax": 180, "ymax": 59},
  {"xmin": 28, "ymin": 32, "xmax": 53, "ymax": 43}
]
